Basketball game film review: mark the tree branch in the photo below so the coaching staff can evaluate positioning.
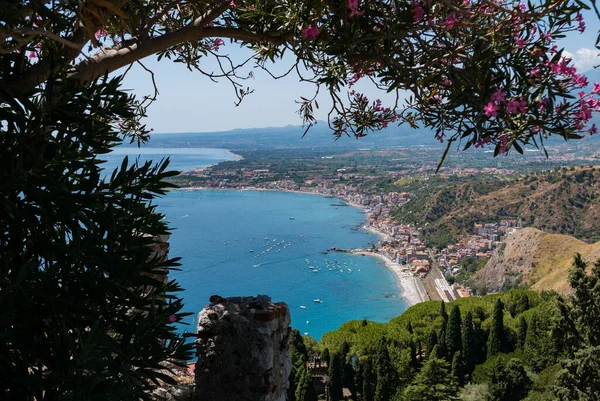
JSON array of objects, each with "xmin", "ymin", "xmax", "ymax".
[{"xmin": 72, "ymin": 25, "xmax": 288, "ymax": 84}]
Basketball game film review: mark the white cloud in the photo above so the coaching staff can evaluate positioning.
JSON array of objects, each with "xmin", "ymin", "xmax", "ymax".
[{"xmin": 562, "ymin": 48, "xmax": 599, "ymax": 72}]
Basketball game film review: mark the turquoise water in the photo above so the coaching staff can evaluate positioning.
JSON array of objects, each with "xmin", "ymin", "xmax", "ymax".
[
  {"xmin": 100, "ymin": 147, "xmax": 235, "ymax": 173},
  {"xmin": 159, "ymin": 190, "xmax": 408, "ymax": 340}
]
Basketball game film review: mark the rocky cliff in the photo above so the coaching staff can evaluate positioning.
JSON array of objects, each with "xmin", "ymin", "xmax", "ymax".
[{"xmin": 472, "ymin": 227, "xmax": 600, "ymax": 294}]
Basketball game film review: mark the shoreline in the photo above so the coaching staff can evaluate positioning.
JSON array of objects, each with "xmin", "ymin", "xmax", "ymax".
[
  {"xmin": 225, "ymin": 149, "xmax": 244, "ymax": 161},
  {"xmin": 175, "ymin": 185, "xmax": 427, "ymax": 307},
  {"xmin": 346, "ymin": 250, "xmax": 429, "ymax": 306}
]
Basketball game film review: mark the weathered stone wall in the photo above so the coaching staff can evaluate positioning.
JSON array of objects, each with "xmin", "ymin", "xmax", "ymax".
[{"xmin": 194, "ymin": 295, "xmax": 292, "ymax": 401}]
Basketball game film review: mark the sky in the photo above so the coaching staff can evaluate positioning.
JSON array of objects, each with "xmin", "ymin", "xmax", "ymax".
[{"xmin": 120, "ymin": 8, "xmax": 600, "ymax": 134}]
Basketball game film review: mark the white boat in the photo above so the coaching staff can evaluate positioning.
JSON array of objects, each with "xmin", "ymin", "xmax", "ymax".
[
  {"xmin": 249, "ymin": 250, "xmax": 254, "ymax": 253},
  {"xmin": 290, "ymin": 217, "xmax": 295, "ymax": 220},
  {"xmin": 314, "ymin": 299, "xmax": 322, "ymax": 303},
  {"xmin": 300, "ymin": 306, "xmax": 307, "ymax": 309}
]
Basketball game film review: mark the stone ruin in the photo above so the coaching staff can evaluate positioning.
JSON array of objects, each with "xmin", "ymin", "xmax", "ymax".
[
  {"xmin": 147, "ymin": 233, "xmax": 292, "ymax": 401},
  {"xmin": 194, "ymin": 295, "xmax": 292, "ymax": 401}
]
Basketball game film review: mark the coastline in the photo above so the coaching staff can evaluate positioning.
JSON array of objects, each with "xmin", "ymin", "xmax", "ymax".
[
  {"xmin": 175, "ymin": 186, "xmax": 428, "ymax": 307},
  {"xmin": 225, "ymin": 149, "xmax": 244, "ymax": 161},
  {"xmin": 347, "ymin": 250, "xmax": 428, "ymax": 306}
]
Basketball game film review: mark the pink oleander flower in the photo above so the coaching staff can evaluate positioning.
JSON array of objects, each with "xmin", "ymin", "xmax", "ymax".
[
  {"xmin": 28, "ymin": 51, "xmax": 36, "ymax": 60},
  {"xmin": 491, "ymin": 90, "xmax": 506, "ymax": 103},
  {"xmin": 573, "ymin": 74, "xmax": 588, "ymax": 88},
  {"xmin": 301, "ymin": 25, "xmax": 320, "ymax": 39},
  {"xmin": 168, "ymin": 314, "xmax": 177, "ymax": 323},
  {"xmin": 445, "ymin": 13, "xmax": 457, "ymax": 30},
  {"xmin": 95, "ymin": 29, "xmax": 108, "ymax": 40},
  {"xmin": 593, "ymin": 82, "xmax": 600, "ymax": 95},
  {"xmin": 590, "ymin": 124, "xmax": 598, "ymax": 135},
  {"xmin": 412, "ymin": 2, "xmax": 424, "ymax": 23},
  {"xmin": 348, "ymin": 0, "xmax": 364, "ymax": 17},
  {"xmin": 484, "ymin": 102, "xmax": 499, "ymax": 118},
  {"xmin": 506, "ymin": 98, "xmax": 527, "ymax": 115},
  {"xmin": 529, "ymin": 68, "xmax": 541, "ymax": 78}
]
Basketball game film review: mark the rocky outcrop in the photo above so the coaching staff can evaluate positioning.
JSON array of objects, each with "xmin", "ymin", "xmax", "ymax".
[
  {"xmin": 471, "ymin": 227, "xmax": 600, "ymax": 294},
  {"xmin": 194, "ymin": 295, "xmax": 292, "ymax": 401},
  {"xmin": 471, "ymin": 228, "xmax": 543, "ymax": 293}
]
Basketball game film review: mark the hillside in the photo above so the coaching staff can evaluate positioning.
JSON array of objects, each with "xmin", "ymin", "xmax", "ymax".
[
  {"xmin": 393, "ymin": 166, "xmax": 600, "ymax": 245},
  {"xmin": 470, "ymin": 227, "xmax": 600, "ymax": 294}
]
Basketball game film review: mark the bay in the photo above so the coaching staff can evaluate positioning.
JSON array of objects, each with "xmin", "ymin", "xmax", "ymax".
[
  {"xmin": 100, "ymin": 147, "xmax": 236, "ymax": 173},
  {"xmin": 159, "ymin": 189, "xmax": 409, "ymax": 340}
]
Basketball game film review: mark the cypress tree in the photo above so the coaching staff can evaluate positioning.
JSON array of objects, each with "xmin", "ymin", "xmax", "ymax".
[
  {"xmin": 438, "ymin": 326, "xmax": 448, "ymax": 360},
  {"xmin": 426, "ymin": 330, "xmax": 438, "ymax": 358},
  {"xmin": 487, "ymin": 299, "xmax": 505, "ymax": 358},
  {"xmin": 441, "ymin": 301, "xmax": 448, "ymax": 324},
  {"xmin": 429, "ymin": 344, "xmax": 441, "ymax": 360},
  {"xmin": 451, "ymin": 351, "xmax": 465, "ymax": 386},
  {"xmin": 402, "ymin": 356, "xmax": 457, "ymax": 401},
  {"xmin": 462, "ymin": 311, "xmax": 476, "ymax": 375},
  {"xmin": 407, "ymin": 321, "xmax": 414, "ymax": 334},
  {"xmin": 322, "ymin": 348, "xmax": 331, "ymax": 367},
  {"xmin": 446, "ymin": 305, "xmax": 462, "ymax": 357},
  {"xmin": 409, "ymin": 340, "xmax": 418, "ymax": 368},
  {"xmin": 362, "ymin": 356, "xmax": 376, "ymax": 401},
  {"xmin": 339, "ymin": 342, "xmax": 355, "ymax": 396},
  {"xmin": 517, "ymin": 316, "xmax": 528, "ymax": 350},
  {"xmin": 417, "ymin": 340, "xmax": 423, "ymax": 365},
  {"xmin": 296, "ymin": 367, "xmax": 318, "ymax": 401},
  {"xmin": 374, "ymin": 337, "xmax": 397, "ymax": 401},
  {"xmin": 328, "ymin": 352, "xmax": 344, "ymax": 401}
]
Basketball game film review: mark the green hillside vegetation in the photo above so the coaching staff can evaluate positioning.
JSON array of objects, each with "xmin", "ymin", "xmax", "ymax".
[
  {"xmin": 316, "ymin": 255, "xmax": 600, "ymax": 400},
  {"xmin": 392, "ymin": 167, "xmax": 600, "ymax": 248}
]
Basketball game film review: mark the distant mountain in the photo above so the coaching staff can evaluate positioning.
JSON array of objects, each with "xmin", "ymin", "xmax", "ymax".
[
  {"xmin": 471, "ymin": 227, "xmax": 600, "ymax": 294},
  {"xmin": 137, "ymin": 122, "xmax": 443, "ymax": 151}
]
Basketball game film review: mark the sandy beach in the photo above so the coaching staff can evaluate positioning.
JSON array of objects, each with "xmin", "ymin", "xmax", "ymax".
[{"xmin": 350, "ymin": 250, "xmax": 429, "ymax": 306}]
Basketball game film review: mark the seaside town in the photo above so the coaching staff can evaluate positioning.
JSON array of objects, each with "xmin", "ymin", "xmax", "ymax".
[{"xmin": 183, "ymin": 163, "xmax": 527, "ymax": 305}]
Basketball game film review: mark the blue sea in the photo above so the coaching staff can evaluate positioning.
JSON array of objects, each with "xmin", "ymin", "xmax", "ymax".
[
  {"xmin": 105, "ymin": 146, "xmax": 408, "ymax": 340},
  {"xmin": 160, "ymin": 190, "xmax": 408, "ymax": 340},
  {"xmin": 100, "ymin": 147, "xmax": 236, "ymax": 173}
]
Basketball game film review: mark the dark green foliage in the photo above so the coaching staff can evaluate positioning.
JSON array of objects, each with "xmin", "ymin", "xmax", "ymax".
[
  {"xmin": 524, "ymin": 313, "xmax": 558, "ymax": 372},
  {"xmin": 409, "ymin": 340, "xmax": 418, "ymax": 368},
  {"xmin": 438, "ymin": 326, "xmax": 449, "ymax": 360},
  {"xmin": 516, "ymin": 316, "xmax": 528, "ymax": 350},
  {"xmin": 374, "ymin": 337, "xmax": 397, "ymax": 401},
  {"xmin": 462, "ymin": 311, "xmax": 477, "ymax": 374},
  {"xmin": 362, "ymin": 357, "xmax": 376, "ymax": 401},
  {"xmin": 402, "ymin": 356, "xmax": 457, "ymax": 401},
  {"xmin": 554, "ymin": 255, "xmax": 600, "ymax": 399},
  {"xmin": 446, "ymin": 305, "xmax": 462, "ymax": 358},
  {"xmin": 339, "ymin": 341, "xmax": 355, "ymax": 396},
  {"xmin": 426, "ymin": 330, "xmax": 438, "ymax": 359},
  {"xmin": 322, "ymin": 348, "xmax": 331, "ymax": 366},
  {"xmin": 291, "ymin": 329, "xmax": 309, "ymax": 360},
  {"xmin": 487, "ymin": 357, "xmax": 532, "ymax": 401},
  {"xmin": 289, "ymin": 329, "xmax": 313, "ymax": 401},
  {"xmin": 555, "ymin": 346, "xmax": 600, "ymax": 401},
  {"xmin": 487, "ymin": 299, "xmax": 505, "ymax": 358},
  {"xmin": 566, "ymin": 254, "xmax": 600, "ymax": 347},
  {"xmin": 295, "ymin": 368, "xmax": 319, "ymax": 401},
  {"xmin": 451, "ymin": 351, "xmax": 465, "ymax": 386},
  {"xmin": 441, "ymin": 301, "xmax": 449, "ymax": 324},
  {"xmin": 0, "ymin": 76, "xmax": 192, "ymax": 400},
  {"xmin": 328, "ymin": 353, "xmax": 344, "ymax": 401}
]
